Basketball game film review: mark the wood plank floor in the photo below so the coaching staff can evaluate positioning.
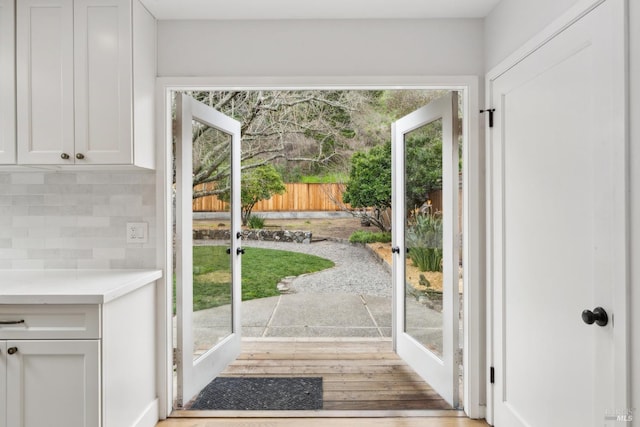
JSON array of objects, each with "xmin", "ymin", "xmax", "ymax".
[
  {"xmin": 220, "ymin": 338, "xmax": 451, "ymax": 411},
  {"xmin": 157, "ymin": 417, "xmax": 489, "ymax": 426},
  {"xmin": 162, "ymin": 339, "xmax": 489, "ymax": 426}
]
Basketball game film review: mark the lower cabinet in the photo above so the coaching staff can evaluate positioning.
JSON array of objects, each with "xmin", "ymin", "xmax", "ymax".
[
  {"xmin": 0, "ymin": 281, "xmax": 157, "ymax": 427},
  {"xmin": 1, "ymin": 340, "xmax": 100, "ymax": 427}
]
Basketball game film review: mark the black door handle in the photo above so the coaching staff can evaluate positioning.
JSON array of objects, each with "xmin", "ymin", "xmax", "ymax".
[
  {"xmin": 582, "ymin": 307, "xmax": 608, "ymax": 327},
  {"xmin": 237, "ymin": 248, "xmax": 245, "ymax": 255}
]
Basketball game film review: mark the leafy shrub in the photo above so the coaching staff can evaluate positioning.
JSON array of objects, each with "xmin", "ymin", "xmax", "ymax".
[
  {"xmin": 247, "ymin": 215, "xmax": 266, "ymax": 229},
  {"xmin": 349, "ymin": 230, "xmax": 392, "ymax": 244},
  {"xmin": 406, "ymin": 213, "xmax": 443, "ymax": 272}
]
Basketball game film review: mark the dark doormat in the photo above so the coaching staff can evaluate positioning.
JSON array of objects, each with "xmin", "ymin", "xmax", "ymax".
[{"xmin": 188, "ymin": 377, "xmax": 323, "ymax": 410}]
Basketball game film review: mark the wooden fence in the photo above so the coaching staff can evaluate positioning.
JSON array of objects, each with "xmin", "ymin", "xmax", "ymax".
[
  {"xmin": 193, "ymin": 183, "xmax": 348, "ymax": 212},
  {"xmin": 193, "ymin": 182, "xmax": 462, "ymax": 215}
]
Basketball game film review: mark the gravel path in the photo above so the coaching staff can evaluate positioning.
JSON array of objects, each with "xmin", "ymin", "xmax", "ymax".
[{"xmin": 241, "ymin": 239, "xmax": 393, "ymax": 297}]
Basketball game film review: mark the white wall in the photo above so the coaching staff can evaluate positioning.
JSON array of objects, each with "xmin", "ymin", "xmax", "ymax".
[
  {"xmin": 485, "ymin": 0, "xmax": 640, "ymax": 421},
  {"xmin": 157, "ymin": 19, "xmax": 484, "ymax": 77},
  {"xmin": 0, "ymin": 171, "xmax": 157, "ymax": 269},
  {"xmin": 484, "ymin": 0, "xmax": 581, "ymax": 70}
]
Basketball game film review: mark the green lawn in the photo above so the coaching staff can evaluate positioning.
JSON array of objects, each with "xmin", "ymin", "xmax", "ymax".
[{"xmin": 178, "ymin": 246, "xmax": 334, "ymax": 312}]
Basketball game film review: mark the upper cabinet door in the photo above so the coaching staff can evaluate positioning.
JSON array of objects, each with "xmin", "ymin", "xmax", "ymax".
[
  {"xmin": 15, "ymin": 0, "xmax": 149, "ymax": 167},
  {"xmin": 0, "ymin": 0, "xmax": 16, "ymax": 164},
  {"xmin": 17, "ymin": 0, "xmax": 76, "ymax": 165},
  {"xmin": 74, "ymin": 0, "xmax": 133, "ymax": 164}
]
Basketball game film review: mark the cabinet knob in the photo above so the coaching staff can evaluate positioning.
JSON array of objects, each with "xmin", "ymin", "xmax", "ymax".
[
  {"xmin": 75, "ymin": 153, "xmax": 85, "ymax": 160},
  {"xmin": 61, "ymin": 153, "xmax": 70, "ymax": 160},
  {"xmin": 7, "ymin": 347, "xmax": 18, "ymax": 355}
]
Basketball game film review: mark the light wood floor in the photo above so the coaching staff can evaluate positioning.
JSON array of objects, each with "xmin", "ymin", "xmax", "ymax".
[
  {"xmin": 218, "ymin": 338, "xmax": 449, "ymax": 411},
  {"xmin": 157, "ymin": 417, "xmax": 489, "ymax": 426},
  {"xmin": 161, "ymin": 339, "xmax": 488, "ymax": 426}
]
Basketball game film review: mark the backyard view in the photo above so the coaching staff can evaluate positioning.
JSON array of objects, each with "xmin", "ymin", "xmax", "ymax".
[
  {"xmin": 173, "ymin": 88, "xmax": 463, "ymax": 368},
  {"xmin": 178, "ymin": 89, "xmax": 458, "ymax": 313},
  {"xmin": 173, "ymin": 88, "xmax": 463, "ymax": 411}
]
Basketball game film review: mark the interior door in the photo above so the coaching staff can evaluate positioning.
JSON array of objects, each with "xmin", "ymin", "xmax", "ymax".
[
  {"xmin": 175, "ymin": 93, "xmax": 242, "ymax": 407},
  {"xmin": 392, "ymin": 92, "xmax": 460, "ymax": 408},
  {"xmin": 488, "ymin": 1, "xmax": 628, "ymax": 425}
]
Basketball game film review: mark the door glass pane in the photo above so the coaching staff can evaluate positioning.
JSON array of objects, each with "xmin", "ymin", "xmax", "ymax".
[
  {"xmin": 191, "ymin": 119, "xmax": 233, "ymax": 361},
  {"xmin": 404, "ymin": 118, "xmax": 444, "ymax": 358}
]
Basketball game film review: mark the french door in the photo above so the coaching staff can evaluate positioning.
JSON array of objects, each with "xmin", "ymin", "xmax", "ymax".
[
  {"xmin": 392, "ymin": 92, "xmax": 460, "ymax": 408},
  {"xmin": 174, "ymin": 93, "xmax": 242, "ymax": 407}
]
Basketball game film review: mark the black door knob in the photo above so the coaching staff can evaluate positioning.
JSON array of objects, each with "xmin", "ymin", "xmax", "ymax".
[{"xmin": 582, "ymin": 307, "xmax": 608, "ymax": 327}]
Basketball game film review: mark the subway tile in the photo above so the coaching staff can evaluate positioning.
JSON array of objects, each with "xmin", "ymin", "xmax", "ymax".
[
  {"xmin": 44, "ymin": 258, "xmax": 79, "ymax": 269},
  {"xmin": 0, "ymin": 184, "xmax": 27, "ymax": 194},
  {"xmin": 59, "ymin": 249, "xmax": 93, "ymax": 259},
  {"xmin": 77, "ymin": 258, "xmax": 111, "ymax": 269},
  {"xmin": 27, "ymin": 227, "xmax": 61, "ymax": 238},
  {"xmin": 93, "ymin": 248, "xmax": 126, "ymax": 260},
  {"xmin": 13, "ymin": 216, "xmax": 46, "ymax": 227},
  {"xmin": 12, "ymin": 195, "xmax": 45, "ymax": 205},
  {"xmin": 77, "ymin": 216, "xmax": 110, "ymax": 227},
  {"xmin": 44, "ymin": 173, "xmax": 78, "ymax": 185},
  {"xmin": 13, "ymin": 238, "xmax": 46, "ymax": 249},
  {"xmin": 2, "ymin": 170, "xmax": 157, "ymax": 269},
  {"xmin": 12, "ymin": 259, "xmax": 45, "ymax": 269},
  {"xmin": 28, "ymin": 249, "xmax": 92, "ymax": 260},
  {"xmin": 11, "ymin": 173, "xmax": 45, "ymax": 185},
  {"xmin": 27, "ymin": 184, "xmax": 93, "ymax": 195},
  {"xmin": 0, "ymin": 227, "xmax": 28, "ymax": 238},
  {"xmin": 60, "ymin": 227, "xmax": 118, "ymax": 238},
  {"xmin": 45, "ymin": 216, "xmax": 78, "ymax": 227},
  {"xmin": 0, "ymin": 205, "xmax": 28, "ymax": 216},
  {"xmin": 0, "ymin": 248, "xmax": 28, "ymax": 259}
]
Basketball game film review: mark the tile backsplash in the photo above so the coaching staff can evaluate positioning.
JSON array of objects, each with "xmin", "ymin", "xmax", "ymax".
[{"xmin": 0, "ymin": 171, "xmax": 157, "ymax": 269}]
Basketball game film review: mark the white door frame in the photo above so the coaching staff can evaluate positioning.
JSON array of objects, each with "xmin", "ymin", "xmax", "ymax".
[
  {"xmin": 154, "ymin": 76, "xmax": 485, "ymax": 419},
  {"xmin": 485, "ymin": 0, "xmax": 630, "ymax": 424}
]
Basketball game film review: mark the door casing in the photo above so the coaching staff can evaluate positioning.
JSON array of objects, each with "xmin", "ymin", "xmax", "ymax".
[{"xmin": 154, "ymin": 77, "xmax": 484, "ymax": 419}]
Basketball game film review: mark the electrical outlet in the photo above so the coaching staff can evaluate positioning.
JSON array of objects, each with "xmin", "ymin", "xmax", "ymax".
[{"xmin": 126, "ymin": 222, "xmax": 148, "ymax": 243}]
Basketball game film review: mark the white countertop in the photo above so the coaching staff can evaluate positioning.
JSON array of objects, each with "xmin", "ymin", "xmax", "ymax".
[{"xmin": 0, "ymin": 269, "xmax": 163, "ymax": 304}]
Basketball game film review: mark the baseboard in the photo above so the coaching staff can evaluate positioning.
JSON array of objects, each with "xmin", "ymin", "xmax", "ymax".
[{"xmin": 133, "ymin": 399, "xmax": 159, "ymax": 427}]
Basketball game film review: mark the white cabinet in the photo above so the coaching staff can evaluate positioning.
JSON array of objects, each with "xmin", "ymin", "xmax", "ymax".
[
  {"xmin": 0, "ymin": 0, "xmax": 16, "ymax": 164},
  {"xmin": 0, "ymin": 305, "xmax": 100, "ymax": 427},
  {"xmin": 3, "ymin": 340, "xmax": 100, "ymax": 427},
  {"xmin": 15, "ymin": 0, "xmax": 155, "ymax": 168},
  {"xmin": 0, "ymin": 281, "xmax": 158, "ymax": 427}
]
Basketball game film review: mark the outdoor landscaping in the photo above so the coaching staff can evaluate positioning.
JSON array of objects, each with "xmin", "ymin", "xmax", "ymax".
[
  {"xmin": 180, "ymin": 89, "xmax": 459, "ymax": 313},
  {"xmin": 186, "ymin": 245, "xmax": 334, "ymax": 312}
]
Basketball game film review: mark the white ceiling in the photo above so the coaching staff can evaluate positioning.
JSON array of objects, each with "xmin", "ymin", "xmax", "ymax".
[{"xmin": 141, "ymin": 0, "xmax": 502, "ymax": 20}]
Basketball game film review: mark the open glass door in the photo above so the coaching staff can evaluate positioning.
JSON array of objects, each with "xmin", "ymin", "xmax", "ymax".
[
  {"xmin": 174, "ymin": 93, "xmax": 242, "ymax": 407},
  {"xmin": 392, "ymin": 92, "xmax": 460, "ymax": 408}
]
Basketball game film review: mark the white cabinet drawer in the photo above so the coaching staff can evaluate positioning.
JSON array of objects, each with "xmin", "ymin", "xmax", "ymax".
[{"xmin": 0, "ymin": 305, "xmax": 100, "ymax": 339}]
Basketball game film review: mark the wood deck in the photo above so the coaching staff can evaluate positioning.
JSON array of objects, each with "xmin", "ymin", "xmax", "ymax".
[
  {"xmin": 221, "ymin": 338, "xmax": 451, "ymax": 411},
  {"xmin": 162, "ymin": 338, "xmax": 489, "ymax": 426}
]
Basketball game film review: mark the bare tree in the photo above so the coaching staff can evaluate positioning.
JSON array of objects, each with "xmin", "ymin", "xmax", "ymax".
[{"xmin": 177, "ymin": 90, "xmax": 372, "ymax": 198}]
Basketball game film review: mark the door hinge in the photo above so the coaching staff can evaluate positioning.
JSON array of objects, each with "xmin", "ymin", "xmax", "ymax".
[
  {"xmin": 490, "ymin": 366, "xmax": 495, "ymax": 384},
  {"xmin": 480, "ymin": 108, "xmax": 496, "ymax": 128}
]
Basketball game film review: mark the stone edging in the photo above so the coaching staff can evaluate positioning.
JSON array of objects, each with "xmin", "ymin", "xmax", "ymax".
[{"xmin": 193, "ymin": 228, "xmax": 312, "ymax": 244}]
